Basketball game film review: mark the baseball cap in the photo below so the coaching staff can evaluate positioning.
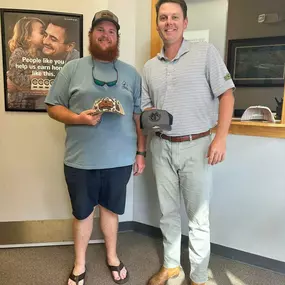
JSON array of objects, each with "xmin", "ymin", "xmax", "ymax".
[
  {"xmin": 91, "ymin": 10, "xmax": 120, "ymax": 31},
  {"xmin": 140, "ymin": 109, "xmax": 173, "ymax": 132},
  {"xmin": 241, "ymin": 106, "xmax": 275, "ymax": 123},
  {"xmin": 92, "ymin": 97, "xmax": 125, "ymax": 115}
]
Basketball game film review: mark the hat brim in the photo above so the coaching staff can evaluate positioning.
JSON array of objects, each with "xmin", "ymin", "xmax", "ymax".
[
  {"xmin": 155, "ymin": 125, "xmax": 172, "ymax": 131},
  {"xmin": 142, "ymin": 125, "xmax": 172, "ymax": 132},
  {"xmin": 92, "ymin": 18, "xmax": 120, "ymax": 30}
]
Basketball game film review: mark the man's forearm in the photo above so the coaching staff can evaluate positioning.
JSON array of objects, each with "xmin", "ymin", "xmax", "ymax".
[
  {"xmin": 215, "ymin": 89, "xmax": 235, "ymax": 139},
  {"xmin": 133, "ymin": 114, "xmax": 147, "ymax": 152},
  {"xmin": 46, "ymin": 105, "xmax": 80, "ymax": 125},
  {"xmin": 137, "ymin": 133, "xmax": 147, "ymax": 152}
]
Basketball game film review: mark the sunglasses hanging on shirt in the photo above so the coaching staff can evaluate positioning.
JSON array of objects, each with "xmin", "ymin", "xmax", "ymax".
[{"xmin": 92, "ymin": 60, "xmax": 118, "ymax": 87}]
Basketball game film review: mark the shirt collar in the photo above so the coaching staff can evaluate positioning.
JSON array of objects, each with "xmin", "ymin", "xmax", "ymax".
[{"xmin": 157, "ymin": 38, "xmax": 190, "ymax": 61}]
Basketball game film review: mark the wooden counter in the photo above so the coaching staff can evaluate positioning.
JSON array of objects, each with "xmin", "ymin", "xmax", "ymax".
[{"xmin": 214, "ymin": 121, "xmax": 285, "ymax": 139}]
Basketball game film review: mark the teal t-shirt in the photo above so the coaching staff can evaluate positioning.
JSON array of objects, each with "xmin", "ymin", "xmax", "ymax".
[{"xmin": 45, "ymin": 56, "xmax": 142, "ymax": 169}]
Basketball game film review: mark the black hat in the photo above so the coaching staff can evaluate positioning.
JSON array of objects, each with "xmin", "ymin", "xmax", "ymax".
[
  {"xmin": 91, "ymin": 10, "xmax": 120, "ymax": 31},
  {"xmin": 140, "ymin": 109, "xmax": 173, "ymax": 132}
]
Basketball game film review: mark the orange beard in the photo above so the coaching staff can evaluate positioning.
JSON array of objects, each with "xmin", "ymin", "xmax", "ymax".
[{"xmin": 89, "ymin": 36, "xmax": 119, "ymax": 62}]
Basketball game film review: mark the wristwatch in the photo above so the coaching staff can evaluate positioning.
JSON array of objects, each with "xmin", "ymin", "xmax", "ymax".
[{"xmin": 136, "ymin": 151, "xmax": 146, "ymax": 157}]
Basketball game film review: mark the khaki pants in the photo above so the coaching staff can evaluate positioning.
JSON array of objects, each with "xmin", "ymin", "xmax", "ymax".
[{"xmin": 150, "ymin": 134, "xmax": 212, "ymax": 284}]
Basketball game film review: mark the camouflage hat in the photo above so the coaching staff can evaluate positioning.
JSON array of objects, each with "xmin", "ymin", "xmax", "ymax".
[
  {"xmin": 91, "ymin": 10, "xmax": 120, "ymax": 30},
  {"xmin": 92, "ymin": 97, "xmax": 125, "ymax": 115}
]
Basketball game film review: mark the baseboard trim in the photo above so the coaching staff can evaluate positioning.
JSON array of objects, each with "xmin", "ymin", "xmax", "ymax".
[
  {"xmin": 119, "ymin": 221, "xmax": 285, "ymax": 275},
  {"xmin": 1, "ymin": 219, "xmax": 283, "ymax": 274},
  {"xmin": 0, "ymin": 239, "xmax": 105, "ymax": 249},
  {"xmin": 210, "ymin": 243, "xmax": 285, "ymax": 275}
]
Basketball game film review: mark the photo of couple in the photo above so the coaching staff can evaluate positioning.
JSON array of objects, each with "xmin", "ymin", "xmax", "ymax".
[{"xmin": 1, "ymin": 9, "xmax": 83, "ymax": 111}]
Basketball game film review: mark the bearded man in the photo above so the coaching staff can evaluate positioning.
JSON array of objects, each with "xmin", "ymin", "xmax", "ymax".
[{"xmin": 45, "ymin": 10, "xmax": 146, "ymax": 285}]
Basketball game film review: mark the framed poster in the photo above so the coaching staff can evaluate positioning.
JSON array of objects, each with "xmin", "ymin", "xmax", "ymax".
[
  {"xmin": 227, "ymin": 36, "xmax": 285, "ymax": 87},
  {"xmin": 0, "ymin": 9, "xmax": 83, "ymax": 112}
]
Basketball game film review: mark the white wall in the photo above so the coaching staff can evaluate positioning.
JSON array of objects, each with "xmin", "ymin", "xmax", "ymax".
[
  {"xmin": 133, "ymin": 0, "xmax": 285, "ymax": 263},
  {"xmin": 186, "ymin": 0, "xmax": 228, "ymax": 58},
  {"xmin": 211, "ymin": 135, "xmax": 285, "ymax": 262},
  {"xmin": 133, "ymin": 144, "xmax": 161, "ymax": 228},
  {"xmin": 0, "ymin": 0, "xmax": 145, "ymax": 222},
  {"xmin": 135, "ymin": 0, "xmax": 152, "ymax": 74}
]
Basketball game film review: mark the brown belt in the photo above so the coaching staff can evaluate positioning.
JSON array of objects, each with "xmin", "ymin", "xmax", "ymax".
[{"xmin": 156, "ymin": 130, "xmax": 211, "ymax": 142}]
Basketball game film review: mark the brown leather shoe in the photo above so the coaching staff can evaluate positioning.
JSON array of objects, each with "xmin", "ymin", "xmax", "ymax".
[{"xmin": 148, "ymin": 266, "xmax": 180, "ymax": 285}]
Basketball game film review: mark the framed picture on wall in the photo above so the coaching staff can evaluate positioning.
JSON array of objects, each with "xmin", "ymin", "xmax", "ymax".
[
  {"xmin": 0, "ymin": 9, "xmax": 83, "ymax": 112},
  {"xmin": 227, "ymin": 36, "xmax": 285, "ymax": 87}
]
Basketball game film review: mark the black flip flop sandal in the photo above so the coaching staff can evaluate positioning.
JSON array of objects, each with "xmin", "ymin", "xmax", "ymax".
[
  {"xmin": 107, "ymin": 261, "xmax": 129, "ymax": 284},
  {"xmin": 68, "ymin": 267, "xmax": 86, "ymax": 285}
]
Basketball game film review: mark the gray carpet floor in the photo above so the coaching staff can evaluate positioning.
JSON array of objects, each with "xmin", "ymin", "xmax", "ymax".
[{"xmin": 0, "ymin": 232, "xmax": 284, "ymax": 285}]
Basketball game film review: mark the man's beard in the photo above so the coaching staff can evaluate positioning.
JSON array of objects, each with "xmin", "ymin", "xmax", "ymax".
[{"xmin": 89, "ymin": 37, "xmax": 119, "ymax": 62}]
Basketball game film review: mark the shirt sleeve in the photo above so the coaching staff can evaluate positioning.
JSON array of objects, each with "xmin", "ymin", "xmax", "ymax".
[
  {"xmin": 133, "ymin": 70, "xmax": 142, "ymax": 114},
  {"xmin": 141, "ymin": 65, "xmax": 153, "ymax": 110},
  {"xmin": 44, "ymin": 60, "xmax": 76, "ymax": 108},
  {"xmin": 206, "ymin": 43, "xmax": 235, "ymax": 98}
]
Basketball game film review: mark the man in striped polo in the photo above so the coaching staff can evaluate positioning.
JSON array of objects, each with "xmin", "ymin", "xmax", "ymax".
[{"xmin": 142, "ymin": 0, "xmax": 235, "ymax": 284}]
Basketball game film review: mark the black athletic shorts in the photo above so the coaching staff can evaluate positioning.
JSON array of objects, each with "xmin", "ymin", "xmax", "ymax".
[{"xmin": 64, "ymin": 164, "xmax": 132, "ymax": 220}]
